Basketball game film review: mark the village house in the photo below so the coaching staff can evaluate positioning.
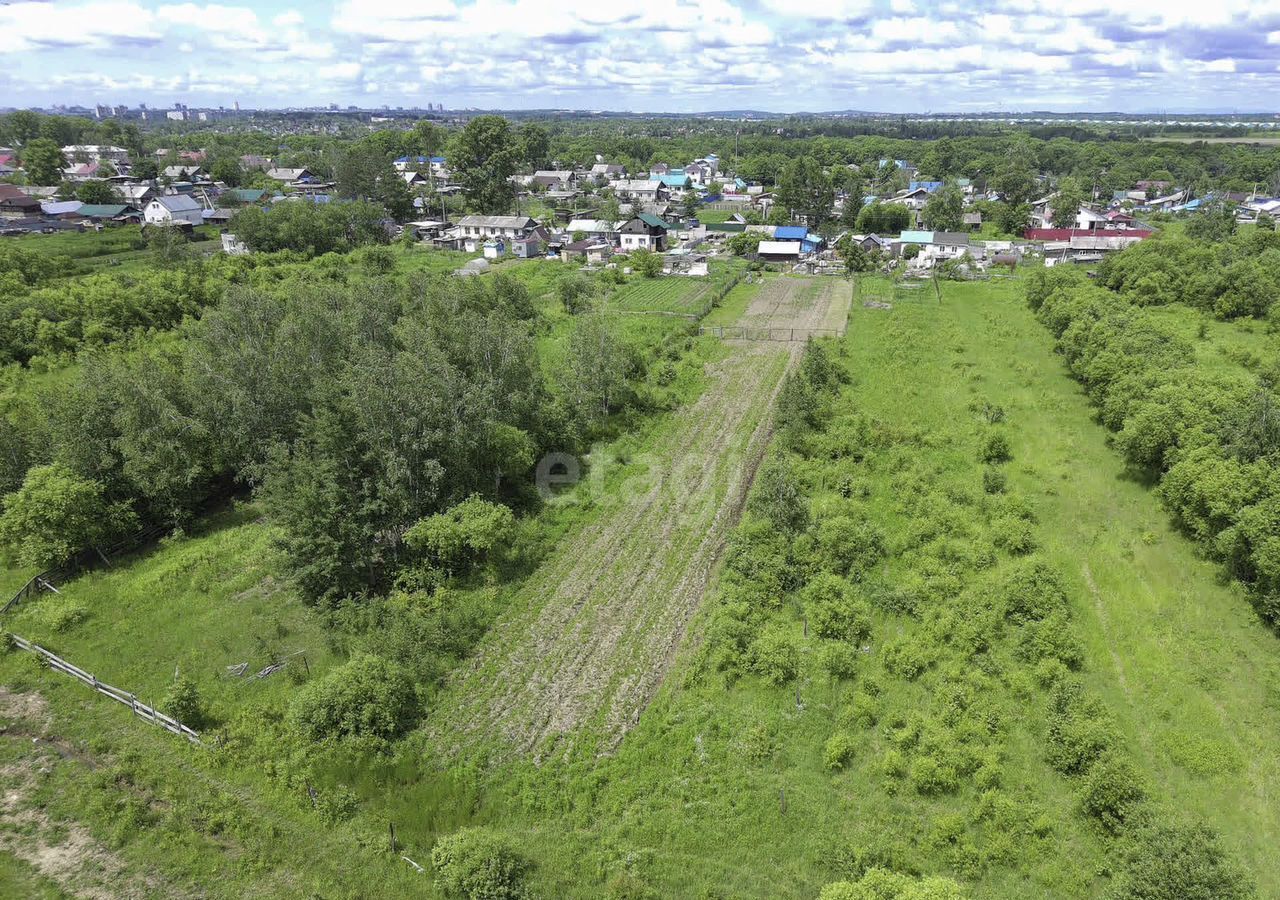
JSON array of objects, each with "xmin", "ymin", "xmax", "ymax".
[
  {"xmin": 163, "ymin": 164, "xmax": 204, "ymax": 181},
  {"xmin": 455, "ymin": 215, "xmax": 540, "ymax": 248},
  {"xmin": 265, "ymin": 167, "xmax": 315, "ymax": 184},
  {"xmin": 590, "ymin": 162, "xmax": 626, "ymax": 182},
  {"xmin": 614, "ymin": 180, "xmax": 669, "ymax": 204},
  {"xmin": 240, "ymin": 154, "xmax": 272, "ymax": 170},
  {"xmin": 61, "ymin": 145, "xmax": 129, "ymax": 165},
  {"xmin": 0, "ymin": 185, "xmax": 40, "ymax": 217},
  {"xmin": 561, "ymin": 239, "xmax": 612, "ymax": 265},
  {"xmin": 144, "ymin": 194, "xmax": 204, "ymax": 226},
  {"xmin": 531, "ymin": 170, "xmax": 576, "ymax": 190},
  {"xmin": 757, "ymin": 240, "xmax": 802, "ymax": 264},
  {"xmin": 618, "ymin": 214, "xmax": 672, "ymax": 252},
  {"xmin": 565, "ymin": 218, "xmax": 621, "ymax": 242}
]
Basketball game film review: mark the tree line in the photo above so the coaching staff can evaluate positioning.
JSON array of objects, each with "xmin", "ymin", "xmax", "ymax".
[{"xmin": 1027, "ymin": 236, "xmax": 1280, "ymax": 627}]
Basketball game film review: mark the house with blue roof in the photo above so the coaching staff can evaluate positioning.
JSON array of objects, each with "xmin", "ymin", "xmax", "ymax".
[
  {"xmin": 773, "ymin": 225, "xmax": 824, "ymax": 253},
  {"xmin": 909, "ymin": 181, "xmax": 944, "ymax": 193},
  {"xmin": 651, "ymin": 173, "xmax": 693, "ymax": 190}
]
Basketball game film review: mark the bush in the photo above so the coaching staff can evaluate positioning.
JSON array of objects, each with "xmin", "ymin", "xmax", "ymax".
[
  {"xmin": 405, "ymin": 495, "xmax": 516, "ymax": 574},
  {"xmin": 1046, "ymin": 680, "xmax": 1117, "ymax": 775},
  {"xmin": 979, "ymin": 431, "xmax": 1012, "ymax": 464},
  {"xmin": 748, "ymin": 459, "xmax": 809, "ymax": 533},
  {"xmin": 431, "ymin": 827, "xmax": 531, "ymax": 900},
  {"xmin": 0, "ymin": 463, "xmax": 138, "ymax": 569},
  {"xmin": 317, "ymin": 784, "xmax": 359, "ymax": 825},
  {"xmin": 910, "ymin": 755, "xmax": 960, "ymax": 795},
  {"xmin": 802, "ymin": 573, "xmax": 872, "ymax": 641},
  {"xmin": 1107, "ymin": 822, "xmax": 1253, "ymax": 900},
  {"xmin": 812, "ymin": 515, "xmax": 886, "ymax": 577},
  {"xmin": 992, "ymin": 516, "xmax": 1038, "ymax": 555},
  {"xmin": 1080, "ymin": 752, "xmax": 1146, "ymax": 834},
  {"xmin": 981, "ymin": 466, "xmax": 1007, "ymax": 494},
  {"xmin": 556, "ymin": 273, "xmax": 596, "ymax": 314},
  {"xmin": 287, "ymin": 654, "xmax": 419, "ymax": 742},
  {"xmin": 749, "ymin": 626, "xmax": 800, "ymax": 685},
  {"xmin": 820, "ymin": 868, "xmax": 968, "ymax": 900},
  {"xmin": 823, "ymin": 731, "xmax": 857, "ymax": 770},
  {"xmin": 818, "ymin": 641, "xmax": 860, "ymax": 679},
  {"xmin": 162, "ymin": 674, "xmax": 207, "ymax": 730}
]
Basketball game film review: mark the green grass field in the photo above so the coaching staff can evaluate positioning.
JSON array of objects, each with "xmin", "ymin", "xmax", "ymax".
[{"xmin": 2, "ymin": 271, "xmax": 1278, "ymax": 896}]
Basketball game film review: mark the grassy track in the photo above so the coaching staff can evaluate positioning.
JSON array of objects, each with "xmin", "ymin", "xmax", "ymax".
[{"xmin": 433, "ymin": 343, "xmax": 794, "ymax": 758}]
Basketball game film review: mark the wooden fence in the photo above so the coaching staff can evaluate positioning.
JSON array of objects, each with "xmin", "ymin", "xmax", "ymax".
[
  {"xmin": 698, "ymin": 325, "xmax": 845, "ymax": 342},
  {"xmin": 1, "ymin": 569, "xmax": 61, "ymax": 615},
  {"xmin": 6, "ymin": 633, "xmax": 203, "ymax": 745}
]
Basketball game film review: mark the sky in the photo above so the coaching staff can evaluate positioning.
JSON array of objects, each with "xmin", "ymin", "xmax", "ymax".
[{"xmin": 3, "ymin": 0, "xmax": 1280, "ymax": 113}]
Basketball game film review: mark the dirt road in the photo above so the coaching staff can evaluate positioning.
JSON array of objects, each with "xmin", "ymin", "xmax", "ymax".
[{"xmin": 437, "ymin": 276, "xmax": 844, "ymax": 759}]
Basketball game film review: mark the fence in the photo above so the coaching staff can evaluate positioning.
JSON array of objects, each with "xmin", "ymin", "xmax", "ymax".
[
  {"xmin": 1, "ymin": 569, "xmax": 62, "ymax": 615},
  {"xmin": 2, "ymin": 523, "xmax": 168, "ymax": 616},
  {"xmin": 6, "ymin": 632, "xmax": 203, "ymax": 745},
  {"xmin": 698, "ymin": 325, "xmax": 845, "ymax": 342}
]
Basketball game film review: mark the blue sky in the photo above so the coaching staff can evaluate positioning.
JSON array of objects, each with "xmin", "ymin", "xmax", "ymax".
[{"xmin": 4, "ymin": 0, "xmax": 1280, "ymax": 112}]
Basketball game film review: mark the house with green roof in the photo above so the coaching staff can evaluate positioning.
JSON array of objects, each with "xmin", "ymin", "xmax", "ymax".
[
  {"xmin": 77, "ymin": 204, "xmax": 140, "ymax": 222},
  {"xmin": 619, "ymin": 214, "xmax": 672, "ymax": 252}
]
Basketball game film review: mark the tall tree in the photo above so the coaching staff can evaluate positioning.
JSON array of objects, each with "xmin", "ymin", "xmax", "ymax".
[
  {"xmin": 449, "ymin": 115, "xmax": 518, "ymax": 214},
  {"xmin": 922, "ymin": 183, "xmax": 964, "ymax": 232},
  {"xmin": 776, "ymin": 156, "xmax": 835, "ymax": 228},
  {"xmin": 21, "ymin": 138, "xmax": 66, "ymax": 186},
  {"xmin": 76, "ymin": 179, "xmax": 121, "ymax": 205},
  {"xmin": 1051, "ymin": 177, "xmax": 1087, "ymax": 228},
  {"xmin": 517, "ymin": 122, "xmax": 550, "ymax": 170}
]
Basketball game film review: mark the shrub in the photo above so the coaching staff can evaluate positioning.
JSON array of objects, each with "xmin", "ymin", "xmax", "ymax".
[
  {"xmin": 998, "ymin": 558, "xmax": 1069, "ymax": 623},
  {"xmin": 818, "ymin": 641, "xmax": 859, "ymax": 679},
  {"xmin": 556, "ymin": 273, "xmax": 596, "ymax": 314},
  {"xmin": 431, "ymin": 827, "xmax": 531, "ymax": 900},
  {"xmin": 813, "ymin": 515, "xmax": 886, "ymax": 577},
  {"xmin": 802, "ymin": 573, "xmax": 872, "ymax": 641},
  {"xmin": 910, "ymin": 755, "xmax": 960, "ymax": 795},
  {"xmin": 405, "ymin": 495, "xmax": 516, "ymax": 574},
  {"xmin": 845, "ymin": 691, "xmax": 880, "ymax": 728},
  {"xmin": 981, "ymin": 466, "xmax": 1007, "ymax": 494},
  {"xmin": 317, "ymin": 784, "xmax": 359, "ymax": 825},
  {"xmin": 820, "ymin": 868, "xmax": 968, "ymax": 900},
  {"xmin": 1106, "ymin": 822, "xmax": 1253, "ymax": 900},
  {"xmin": 1018, "ymin": 611, "xmax": 1083, "ymax": 669},
  {"xmin": 992, "ymin": 516, "xmax": 1038, "ymax": 555},
  {"xmin": 0, "ymin": 463, "xmax": 138, "ymax": 569},
  {"xmin": 824, "ymin": 731, "xmax": 857, "ymax": 770},
  {"xmin": 1046, "ymin": 680, "xmax": 1117, "ymax": 775},
  {"xmin": 748, "ymin": 459, "xmax": 809, "ymax": 533},
  {"xmin": 881, "ymin": 639, "xmax": 932, "ymax": 680},
  {"xmin": 162, "ymin": 674, "xmax": 207, "ymax": 730},
  {"xmin": 287, "ymin": 654, "xmax": 419, "ymax": 742},
  {"xmin": 978, "ymin": 431, "xmax": 1012, "ymax": 464},
  {"xmin": 749, "ymin": 626, "xmax": 800, "ymax": 685},
  {"xmin": 1080, "ymin": 752, "xmax": 1146, "ymax": 834}
]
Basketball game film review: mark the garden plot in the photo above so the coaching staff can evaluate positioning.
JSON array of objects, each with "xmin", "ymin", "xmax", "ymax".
[
  {"xmin": 438, "ymin": 276, "xmax": 847, "ymax": 759},
  {"xmin": 609, "ymin": 277, "xmax": 711, "ymax": 314},
  {"xmin": 734, "ymin": 276, "xmax": 851, "ymax": 335}
]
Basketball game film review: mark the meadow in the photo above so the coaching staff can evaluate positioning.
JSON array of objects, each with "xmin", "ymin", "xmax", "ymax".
[{"xmin": 1, "ymin": 266, "xmax": 1276, "ymax": 898}]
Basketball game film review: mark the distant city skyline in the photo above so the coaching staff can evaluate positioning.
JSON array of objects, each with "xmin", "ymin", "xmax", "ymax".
[{"xmin": 3, "ymin": 0, "xmax": 1280, "ymax": 113}]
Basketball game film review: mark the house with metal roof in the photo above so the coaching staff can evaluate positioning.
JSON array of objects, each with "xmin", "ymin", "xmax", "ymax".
[
  {"xmin": 614, "ymin": 180, "xmax": 669, "ymax": 204},
  {"xmin": 757, "ymin": 240, "xmax": 802, "ymax": 262},
  {"xmin": 772, "ymin": 225, "xmax": 824, "ymax": 253},
  {"xmin": 77, "ymin": 204, "xmax": 140, "ymax": 222},
  {"xmin": 40, "ymin": 200, "xmax": 84, "ymax": 218},
  {"xmin": 0, "ymin": 185, "xmax": 40, "ymax": 217},
  {"xmin": 618, "ymin": 214, "xmax": 672, "ymax": 252},
  {"xmin": 265, "ymin": 167, "xmax": 315, "ymax": 183},
  {"xmin": 223, "ymin": 188, "xmax": 267, "ymax": 204},
  {"xmin": 145, "ymin": 194, "xmax": 204, "ymax": 226},
  {"xmin": 651, "ymin": 173, "xmax": 693, "ymax": 191}
]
